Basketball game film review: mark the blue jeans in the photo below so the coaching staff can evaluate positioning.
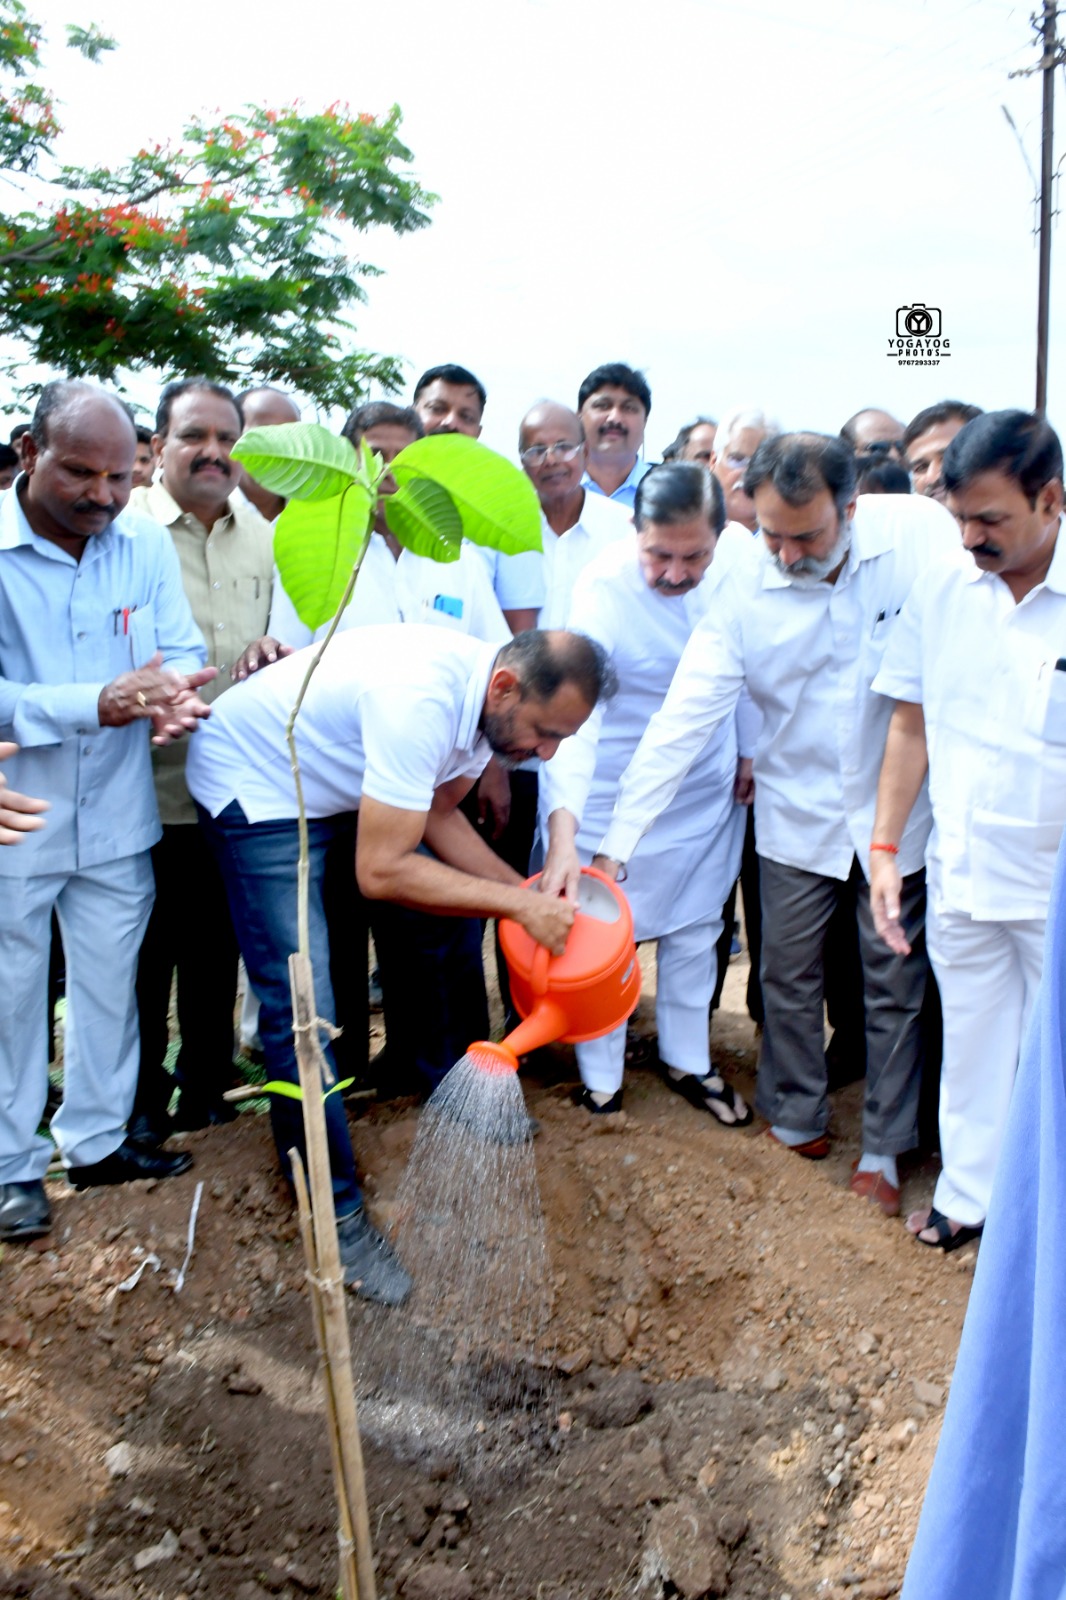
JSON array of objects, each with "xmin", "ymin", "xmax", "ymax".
[{"xmin": 198, "ymin": 801, "xmax": 363, "ymax": 1215}]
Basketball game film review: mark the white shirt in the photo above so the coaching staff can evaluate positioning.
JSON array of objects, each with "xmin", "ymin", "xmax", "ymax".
[
  {"xmin": 541, "ymin": 527, "xmax": 753, "ymax": 938},
  {"xmin": 537, "ymin": 490, "xmax": 635, "ymax": 628},
  {"xmin": 873, "ymin": 529, "xmax": 1066, "ymax": 920},
  {"xmin": 474, "ymin": 545, "xmax": 545, "ymax": 613},
  {"xmin": 600, "ymin": 493, "xmax": 960, "ymax": 880},
  {"xmin": 186, "ymin": 625, "xmax": 498, "ymax": 823},
  {"xmin": 268, "ymin": 532, "xmax": 510, "ymax": 648}
]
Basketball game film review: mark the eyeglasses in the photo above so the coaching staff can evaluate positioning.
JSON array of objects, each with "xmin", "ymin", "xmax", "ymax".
[{"xmin": 520, "ymin": 441, "xmax": 583, "ymax": 465}]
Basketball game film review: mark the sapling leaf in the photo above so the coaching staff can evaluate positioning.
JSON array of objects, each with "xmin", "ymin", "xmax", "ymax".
[
  {"xmin": 389, "ymin": 434, "xmax": 542, "ymax": 555},
  {"xmin": 260, "ymin": 1079, "xmax": 355, "ymax": 1101},
  {"xmin": 232, "ymin": 422, "xmax": 360, "ymax": 502},
  {"xmin": 274, "ymin": 483, "xmax": 374, "ymax": 633},
  {"xmin": 384, "ymin": 475, "xmax": 463, "ymax": 562}
]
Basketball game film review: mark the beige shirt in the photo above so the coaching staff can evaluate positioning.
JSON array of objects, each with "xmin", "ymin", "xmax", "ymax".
[{"xmin": 128, "ymin": 481, "xmax": 274, "ymax": 824}]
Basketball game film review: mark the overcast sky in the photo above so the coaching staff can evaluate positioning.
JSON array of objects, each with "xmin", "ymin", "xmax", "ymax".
[{"xmin": 30, "ymin": 0, "xmax": 1063, "ymax": 455}]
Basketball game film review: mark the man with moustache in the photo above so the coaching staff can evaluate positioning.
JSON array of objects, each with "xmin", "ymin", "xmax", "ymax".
[
  {"xmin": 871, "ymin": 409, "xmax": 1066, "ymax": 1250},
  {"xmin": 540, "ymin": 461, "xmax": 753, "ymax": 1120},
  {"xmin": 902, "ymin": 400, "xmax": 984, "ymax": 503},
  {"xmin": 594, "ymin": 434, "xmax": 958, "ymax": 1216},
  {"xmin": 0, "ymin": 381, "xmax": 213, "ymax": 1242},
  {"xmin": 128, "ymin": 379, "xmax": 274, "ymax": 1141},
  {"xmin": 577, "ymin": 362, "xmax": 654, "ymax": 508}
]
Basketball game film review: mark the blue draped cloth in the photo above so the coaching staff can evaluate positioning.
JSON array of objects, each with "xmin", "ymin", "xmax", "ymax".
[{"xmin": 902, "ymin": 837, "xmax": 1066, "ymax": 1599}]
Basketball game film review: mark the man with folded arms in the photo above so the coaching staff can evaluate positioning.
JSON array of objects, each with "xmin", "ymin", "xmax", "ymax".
[{"xmin": 871, "ymin": 409, "xmax": 1066, "ymax": 1249}]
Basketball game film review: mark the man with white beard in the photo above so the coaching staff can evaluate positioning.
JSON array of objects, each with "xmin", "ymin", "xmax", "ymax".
[
  {"xmin": 593, "ymin": 434, "xmax": 958, "ymax": 1216},
  {"xmin": 539, "ymin": 461, "xmax": 755, "ymax": 1119}
]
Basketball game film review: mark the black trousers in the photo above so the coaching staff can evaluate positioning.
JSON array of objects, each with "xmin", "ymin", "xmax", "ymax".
[{"xmin": 133, "ymin": 821, "xmax": 240, "ymax": 1124}]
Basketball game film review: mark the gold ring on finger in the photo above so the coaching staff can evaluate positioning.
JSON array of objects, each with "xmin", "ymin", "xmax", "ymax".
[{"xmin": 136, "ymin": 691, "xmax": 149, "ymax": 708}]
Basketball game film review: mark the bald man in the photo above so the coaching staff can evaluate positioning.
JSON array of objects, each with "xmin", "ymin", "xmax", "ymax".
[
  {"xmin": 0, "ymin": 381, "xmax": 214, "ymax": 1241},
  {"xmin": 840, "ymin": 408, "xmax": 905, "ymax": 461},
  {"xmin": 236, "ymin": 386, "xmax": 302, "ymax": 523}
]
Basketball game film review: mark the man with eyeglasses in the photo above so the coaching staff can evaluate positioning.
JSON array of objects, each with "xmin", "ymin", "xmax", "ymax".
[
  {"xmin": 711, "ymin": 407, "xmax": 778, "ymax": 534},
  {"xmin": 577, "ymin": 363, "xmax": 654, "ymax": 508},
  {"xmin": 520, "ymin": 402, "xmax": 634, "ymax": 626},
  {"xmin": 594, "ymin": 433, "xmax": 958, "ymax": 1219}
]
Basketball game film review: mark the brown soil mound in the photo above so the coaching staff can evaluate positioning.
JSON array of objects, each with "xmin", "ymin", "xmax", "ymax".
[{"xmin": 0, "ymin": 948, "xmax": 973, "ymax": 1599}]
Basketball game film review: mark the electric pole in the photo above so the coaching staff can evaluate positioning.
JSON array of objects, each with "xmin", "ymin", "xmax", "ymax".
[{"xmin": 1036, "ymin": 1, "xmax": 1059, "ymax": 413}]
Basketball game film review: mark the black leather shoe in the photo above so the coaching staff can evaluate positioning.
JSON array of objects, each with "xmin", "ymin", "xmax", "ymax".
[
  {"xmin": 68, "ymin": 1140, "xmax": 194, "ymax": 1190},
  {"xmin": 126, "ymin": 1112, "xmax": 170, "ymax": 1151},
  {"xmin": 171, "ymin": 1094, "xmax": 239, "ymax": 1133},
  {"xmin": 0, "ymin": 1180, "xmax": 51, "ymax": 1241}
]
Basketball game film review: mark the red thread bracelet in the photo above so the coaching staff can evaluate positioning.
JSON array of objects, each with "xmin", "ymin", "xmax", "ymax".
[{"xmin": 870, "ymin": 842, "xmax": 900, "ymax": 855}]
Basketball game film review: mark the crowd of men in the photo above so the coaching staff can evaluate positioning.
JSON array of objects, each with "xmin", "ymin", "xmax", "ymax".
[{"xmin": 0, "ymin": 359, "xmax": 1062, "ymax": 1311}]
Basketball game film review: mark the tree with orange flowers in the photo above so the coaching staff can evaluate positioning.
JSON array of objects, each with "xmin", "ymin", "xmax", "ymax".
[{"xmin": 0, "ymin": 1, "xmax": 434, "ymax": 409}]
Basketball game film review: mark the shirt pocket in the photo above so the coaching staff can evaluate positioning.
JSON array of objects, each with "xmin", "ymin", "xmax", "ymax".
[
  {"xmin": 227, "ymin": 575, "xmax": 271, "ymax": 649},
  {"xmin": 117, "ymin": 604, "xmax": 157, "ymax": 671}
]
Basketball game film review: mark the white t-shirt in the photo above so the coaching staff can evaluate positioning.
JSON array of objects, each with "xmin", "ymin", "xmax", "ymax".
[
  {"xmin": 186, "ymin": 625, "xmax": 498, "ymax": 823},
  {"xmin": 268, "ymin": 532, "xmax": 509, "ymax": 648},
  {"xmin": 874, "ymin": 529, "xmax": 1066, "ymax": 920}
]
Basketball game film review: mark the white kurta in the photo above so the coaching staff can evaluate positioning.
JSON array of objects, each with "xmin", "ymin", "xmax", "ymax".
[
  {"xmin": 268, "ymin": 532, "xmax": 510, "ymax": 648},
  {"xmin": 540, "ymin": 527, "xmax": 755, "ymax": 939}
]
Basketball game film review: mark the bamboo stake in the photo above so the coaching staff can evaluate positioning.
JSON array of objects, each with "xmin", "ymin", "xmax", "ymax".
[
  {"xmin": 290, "ymin": 1149, "xmax": 360, "ymax": 1600},
  {"xmin": 290, "ymin": 950, "xmax": 377, "ymax": 1600}
]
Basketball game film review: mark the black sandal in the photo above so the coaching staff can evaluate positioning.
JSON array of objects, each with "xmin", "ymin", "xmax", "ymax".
[
  {"xmin": 663, "ymin": 1066, "xmax": 753, "ymax": 1128},
  {"xmin": 575, "ymin": 1086, "xmax": 624, "ymax": 1115},
  {"xmin": 915, "ymin": 1206, "xmax": 983, "ymax": 1253}
]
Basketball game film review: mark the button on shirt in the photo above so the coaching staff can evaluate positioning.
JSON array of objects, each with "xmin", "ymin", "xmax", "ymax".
[
  {"xmin": 268, "ymin": 532, "xmax": 509, "ymax": 649},
  {"xmin": 581, "ymin": 458, "xmax": 654, "ymax": 511},
  {"xmin": 128, "ymin": 480, "xmax": 275, "ymax": 825},
  {"xmin": 600, "ymin": 493, "xmax": 960, "ymax": 880},
  {"xmin": 0, "ymin": 485, "xmax": 207, "ymax": 876},
  {"xmin": 186, "ymin": 625, "xmax": 499, "ymax": 823},
  {"xmin": 873, "ymin": 530, "xmax": 1066, "ymax": 920}
]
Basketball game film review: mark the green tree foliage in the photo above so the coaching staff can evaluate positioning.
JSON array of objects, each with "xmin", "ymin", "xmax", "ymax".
[{"xmin": 0, "ymin": 0, "xmax": 434, "ymax": 406}]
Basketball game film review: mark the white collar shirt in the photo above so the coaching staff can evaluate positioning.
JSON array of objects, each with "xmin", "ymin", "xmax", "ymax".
[
  {"xmin": 537, "ymin": 489, "xmax": 634, "ymax": 629},
  {"xmin": 268, "ymin": 532, "xmax": 510, "ymax": 649},
  {"xmin": 600, "ymin": 493, "xmax": 959, "ymax": 880},
  {"xmin": 873, "ymin": 527, "xmax": 1066, "ymax": 919},
  {"xmin": 186, "ymin": 624, "xmax": 499, "ymax": 823},
  {"xmin": 580, "ymin": 457, "xmax": 654, "ymax": 511},
  {"xmin": 0, "ymin": 483, "xmax": 207, "ymax": 875}
]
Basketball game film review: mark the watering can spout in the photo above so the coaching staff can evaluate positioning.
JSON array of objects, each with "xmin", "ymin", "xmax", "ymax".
[{"xmin": 501, "ymin": 999, "xmax": 568, "ymax": 1060}]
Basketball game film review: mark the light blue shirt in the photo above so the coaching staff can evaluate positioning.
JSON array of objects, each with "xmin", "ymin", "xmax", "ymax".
[
  {"xmin": 581, "ymin": 458, "xmax": 654, "ymax": 511},
  {"xmin": 0, "ymin": 483, "xmax": 207, "ymax": 876}
]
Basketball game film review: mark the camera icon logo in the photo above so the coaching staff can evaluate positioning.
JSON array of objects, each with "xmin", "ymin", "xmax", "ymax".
[{"xmin": 896, "ymin": 303, "xmax": 941, "ymax": 337}]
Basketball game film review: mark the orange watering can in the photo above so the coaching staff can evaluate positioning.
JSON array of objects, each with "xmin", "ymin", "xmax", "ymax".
[{"xmin": 468, "ymin": 867, "xmax": 642, "ymax": 1075}]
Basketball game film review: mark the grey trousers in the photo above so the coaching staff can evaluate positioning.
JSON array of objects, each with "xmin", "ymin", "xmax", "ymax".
[{"xmin": 755, "ymin": 854, "xmax": 929, "ymax": 1154}]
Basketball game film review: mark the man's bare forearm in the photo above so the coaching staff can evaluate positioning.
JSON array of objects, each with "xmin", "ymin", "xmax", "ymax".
[{"xmin": 422, "ymin": 805, "xmax": 524, "ymax": 887}]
